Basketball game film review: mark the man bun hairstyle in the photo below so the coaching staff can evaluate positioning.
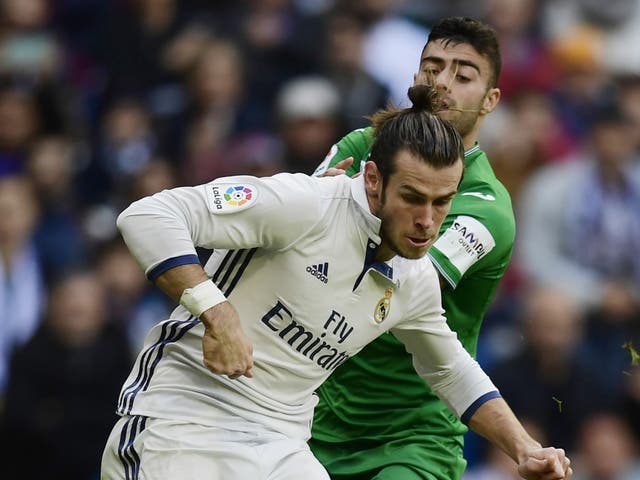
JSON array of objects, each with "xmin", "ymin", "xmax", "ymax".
[
  {"xmin": 369, "ymin": 84, "xmax": 464, "ymax": 184},
  {"xmin": 408, "ymin": 82, "xmax": 439, "ymax": 113}
]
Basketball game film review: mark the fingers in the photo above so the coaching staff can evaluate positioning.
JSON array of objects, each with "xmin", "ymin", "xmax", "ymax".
[
  {"xmin": 321, "ymin": 157, "xmax": 354, "ymax": 177},
  {"xmin": 518, "ymin": 448, "xmax": 572, "ymax": 479},
  {"xmin": 204, "ymin": 356, "xmax": 253, "ymax": 378},
  {"xmin": 200, "ymin": 304, "xmax": 254, "ymax": 379},
  {"xmin": 229, "ymin": 367, "xmax": 253, "ymax": 380},
  {"xmin": 551, "ymin": 448, "xmax": 571, "ymax": 479},
  {"xmin": 334, "ymin": 157, "xmax": 354, "ymax": 170},
  {"xmin": 201, "ymin": 337, "xmax": 254, "ymax": 379},
  {"xmin": 562, "ymin": 453, "xmax": 572, "ymax": 479},
  {"xmin": 323, "ymin": 167, "xmax": 346, "ymax": 177}
]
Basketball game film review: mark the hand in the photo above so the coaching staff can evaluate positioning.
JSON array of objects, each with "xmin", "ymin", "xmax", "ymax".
[
  {"xmin": 200, "ymin": 301, "xmax": 254, "ymax": 379},
  {"xmin": 322, "ymin": 157, "xmax": 355, "ymax": 177},
  {"xmin": 517, "ymin": 447, "xmax": 572, "ymax": 479}
]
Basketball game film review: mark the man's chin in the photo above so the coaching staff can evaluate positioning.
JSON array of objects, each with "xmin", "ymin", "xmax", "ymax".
[
  {"xmin": 437, "ymin": 109, "xmax": 460, "ymax": 121},
  {"xmin": 397, "ymin": 247, "xmax": 429, "ymax": 260}
]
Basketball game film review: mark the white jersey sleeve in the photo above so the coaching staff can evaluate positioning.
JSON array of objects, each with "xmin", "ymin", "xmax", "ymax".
[
  {"xmin": 391, "ymin": 262, "xmax": 498, "ymax": 421},
  {"xmin": 393, "ymin": 324, "xmax": 498, "ymax": 421},
  {"xmin": 117, "ymin": 173, "xmax": 325, "ymax": 279}
]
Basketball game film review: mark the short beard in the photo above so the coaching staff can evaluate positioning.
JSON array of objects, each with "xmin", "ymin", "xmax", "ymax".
[
  {"xmin": 379, "ymin": 210, "xmax": 425, "ymax": 260},
  {"xmin": 444, "ymin": 107, "xmax": 479, "ymax": 140}
]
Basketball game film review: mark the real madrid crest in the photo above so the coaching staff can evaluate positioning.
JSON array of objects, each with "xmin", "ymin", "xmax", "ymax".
[{"xmin": 374, "ymin": 288, "xmax": 393, "ymax": 324}]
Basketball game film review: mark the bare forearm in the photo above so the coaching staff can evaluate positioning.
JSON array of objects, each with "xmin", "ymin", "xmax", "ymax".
[
  {"xmin": 154, "ymin": 264, "xmax": 210, "ymax": 303},
  {"xmin": 468, "ymin": 397, "xmax": 541, "ymax": 464}
]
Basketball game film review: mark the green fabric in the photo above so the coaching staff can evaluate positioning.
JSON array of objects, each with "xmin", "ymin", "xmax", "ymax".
[{"xmin": 310, "ymin": 129, "xmax": 515, "ymax": 479}]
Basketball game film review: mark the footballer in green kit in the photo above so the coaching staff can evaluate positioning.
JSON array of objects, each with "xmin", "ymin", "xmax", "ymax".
[{"xmin": 310, "ymin": 17, "xmax": 516, "ymax": 480}]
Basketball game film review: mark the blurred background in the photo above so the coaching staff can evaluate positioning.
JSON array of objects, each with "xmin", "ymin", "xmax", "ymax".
[{"xmin": 0, "ymin": 1, "xmax": 638, "ymax": 479}]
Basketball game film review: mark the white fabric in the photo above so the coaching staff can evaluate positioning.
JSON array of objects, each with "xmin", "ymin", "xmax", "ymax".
[
  {"xmin": 116, "ymin": 173, "xmax": 496, "ymax": 442},
  {"xmin": 179, "ymin": 279, "xmax": 226, "ymax": 318},
  {"xmin": 431, "ymin": 215, "xmax": 497, "ymax": 283},
  {"xmin": 101, "ymin": 415, "xmax": 330, "ymax": 480}
]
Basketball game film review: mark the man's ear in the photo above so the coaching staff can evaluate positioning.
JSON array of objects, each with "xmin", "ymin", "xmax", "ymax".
[
  {"xmin": 364, "ymin": 161, "xmax": 382, "ymax": 213},
  {"xmin": 480, "ymin": 87, "xmax": 501, "ymax": 115}
]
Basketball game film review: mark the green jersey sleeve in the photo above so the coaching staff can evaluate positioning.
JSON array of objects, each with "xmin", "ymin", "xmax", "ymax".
[
  {"xmin": 430, "ymin": 215, "xmax": 497, "ymax": 287},
  {"xmin": 428, "ymin": 183, "xmax": 514, "ymax": 289},
  {"xmin": 312, "ymin": 127, "xmax": 374, "ymax": 177}
]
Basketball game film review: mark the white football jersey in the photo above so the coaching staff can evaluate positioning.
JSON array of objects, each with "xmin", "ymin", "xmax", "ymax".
[{"xmin": 116, "ymin": 173, "xmax": 497, "ymax": 440}]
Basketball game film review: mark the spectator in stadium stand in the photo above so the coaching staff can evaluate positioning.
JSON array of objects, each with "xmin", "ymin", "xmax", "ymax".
[
  {"xmin": 0, "ymin": 175, "xmax": 45, "ymax": 400},
  {"xmin": 275, "ymin": 75, "xmax": 343, "ymax": 174},
  {"xmin": 181, "ymin": 37, "xmax": 267, "ymax": 183},
  {"xmin": 26, "ymin": 135, "xmax": 88, "ymax": 283},
  {"xmin": 489, "ymin": 285, "xmax": 609, "ymax": 452},
  {"xmin": 515, "ymin": 100, "xmax": 640, "ymax": 396},
  {"xmin": 572, "ymin": 411, "xmax": 640, "ymax": 480},
  {"xmin": 1, "ymin": 269, "xmax": 132, "ymax": 480},
  {"xmin": 319, "ymin": 9, "xmax": 389, "ymax": 132}
]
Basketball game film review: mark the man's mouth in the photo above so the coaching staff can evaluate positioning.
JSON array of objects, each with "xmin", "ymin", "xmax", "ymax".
[
  {"xmin": 407, "ymin": 236, "xmax": 431, "ymax": 248},
  {"xmin": 438, "ymin": 99, "xmax": 456, "ymax": 112}
]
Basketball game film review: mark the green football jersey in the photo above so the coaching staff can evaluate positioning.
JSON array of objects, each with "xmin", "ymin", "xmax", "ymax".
[{"xmin": 310, "ymin": 127, "xmax": 515, "ymax": 480}]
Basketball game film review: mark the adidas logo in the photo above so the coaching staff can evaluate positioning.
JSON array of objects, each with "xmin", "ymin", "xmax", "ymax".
[{"xmin": 306, "ymin": 262, "xmax": 329, "ymax": 284}]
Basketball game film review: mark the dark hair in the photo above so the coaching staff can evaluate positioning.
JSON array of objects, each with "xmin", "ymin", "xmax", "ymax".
[
  {"xmin": 369, "ymin": 84, "xmax": 464, "ymax": 185},
  {"xmin": 427, "ymin": 17, "xmax": 502, "ymax": 88}
]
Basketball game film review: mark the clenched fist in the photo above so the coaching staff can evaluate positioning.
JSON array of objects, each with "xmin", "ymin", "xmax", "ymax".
[{"xmin": 200, "ymin": 301, "xmax": 254, "ymax": 379}]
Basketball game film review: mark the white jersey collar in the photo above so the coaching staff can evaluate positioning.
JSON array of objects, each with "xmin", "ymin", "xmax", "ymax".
[{"xmin": 350, "ymin": 175, "xmax": 382, "ymax": 238}]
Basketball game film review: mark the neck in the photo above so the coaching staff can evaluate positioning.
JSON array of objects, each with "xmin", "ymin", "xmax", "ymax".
[
  {"xmin": 463, "ymin": 124, "xmax": 481, "ymax": 151},
  {"xmin": 374, "ymin": 243, "xmax": 394, "ymax": 262}
]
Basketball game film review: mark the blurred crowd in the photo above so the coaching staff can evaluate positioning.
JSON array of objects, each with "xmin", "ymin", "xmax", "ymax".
[{"xmin": 0, "ymin": 0, "xmax": 638, "ymax": 479}]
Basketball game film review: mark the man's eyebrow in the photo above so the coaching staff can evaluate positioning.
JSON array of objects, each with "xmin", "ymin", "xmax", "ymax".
[
  {"xmin": 399, "ymin": 184, "xmax": 457, "ymax": 200},
  {"xmin": 399, "ymin": 184, "xmax": 426, "ymax": 196},
  {"xmin": 420, "ymin": 56, "xmax": 481, "ymax": 74}
]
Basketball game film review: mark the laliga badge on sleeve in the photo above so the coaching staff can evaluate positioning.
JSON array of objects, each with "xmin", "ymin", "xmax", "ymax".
[
  {"xmin": 206, "ymin": 182, "xmax": 258, "ymax": 214},
  {"xmin": 374, "ymin": 288, "xmax": 393, "ymax": 324}
]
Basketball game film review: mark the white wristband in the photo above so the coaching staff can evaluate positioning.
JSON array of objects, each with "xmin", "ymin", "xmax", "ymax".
[{"xmin": 179, "ymin": 279, "xmax": 227, "ymax": 318}]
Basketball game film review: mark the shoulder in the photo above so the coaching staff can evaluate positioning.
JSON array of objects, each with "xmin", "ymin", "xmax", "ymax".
[
  {"xmin": 428, "ymin": 155, "xmax": 516, "ymax": 284},
  {"xmin": 392, "ymin": 256, "xmax": 444, "ymax": 315},
  {"xmin": 210, "ymin": 172, "xmax": 339, "ymax": 198},
  {"xmin": 340, "ymin": 126, "xmax": 374, "ymax": 147},
  {"xmin": 395, "ymin": 256, "xmax": 441, "ymax": 291},
  {"xmin": 314, "ymin": 127, "xmax": 374, "ymax": 177},
  {"xmin": 453, "ymin": 157, "xmax": 516, "ymax": 244},
  {"xmin": 207, "ymin": 173, "xmax": 350, "ymax": 219}
]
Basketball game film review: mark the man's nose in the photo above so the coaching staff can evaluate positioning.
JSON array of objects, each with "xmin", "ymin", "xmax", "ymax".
[
  {"xmin": 415, "ymin": 204, "xmax": 434, "ymax": 230},
  {"xmin": 432, "ymin": 71, "xmax": 451, "ymax": 92}
]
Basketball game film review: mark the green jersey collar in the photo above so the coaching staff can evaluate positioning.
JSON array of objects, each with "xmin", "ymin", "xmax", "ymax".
[
  {"xmin": 464, "ymin": 143, "xmax": 481, "ymax": 158},
  {"xmin": 464, "ymin": 143, "xmax": 483, "ymax": 164}
]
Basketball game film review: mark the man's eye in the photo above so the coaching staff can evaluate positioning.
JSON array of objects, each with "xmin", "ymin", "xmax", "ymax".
[
  {"xmin": 403, "ymin": 195, "xmax": 423, "ymax": 204},
  {"xmin": 456, "ymin": 75, "xmax": 471, "ymax": 82}
]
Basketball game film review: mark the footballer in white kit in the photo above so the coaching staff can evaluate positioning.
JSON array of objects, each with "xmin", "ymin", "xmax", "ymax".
[{"xmin": 102, "ymin": 172, "xmax": 497, "ymax": 479}]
